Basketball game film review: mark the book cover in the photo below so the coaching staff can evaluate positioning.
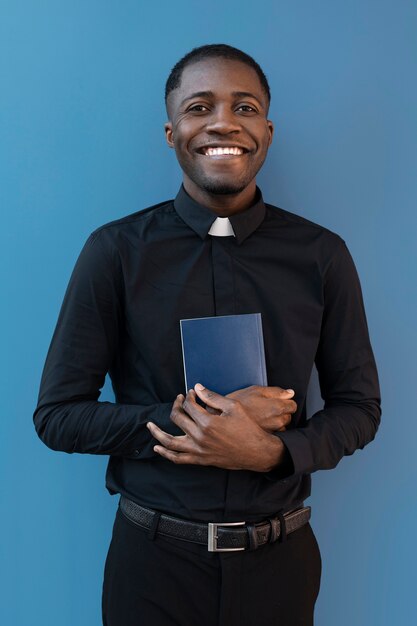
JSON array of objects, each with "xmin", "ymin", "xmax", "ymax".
[{"xmin": 180, "ymin": 313, "xmax": 267, "ymax": 396}]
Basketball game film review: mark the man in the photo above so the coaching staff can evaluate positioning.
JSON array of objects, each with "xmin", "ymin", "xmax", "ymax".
[{"xmin": 34, "ymin": 44, "xmax": 381, "ymax": 625}]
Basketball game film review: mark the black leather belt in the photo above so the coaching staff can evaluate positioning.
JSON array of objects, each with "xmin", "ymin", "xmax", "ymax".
[{"xmin": 119, "ymin": 496, "xmax": 311, "ymax": 552}]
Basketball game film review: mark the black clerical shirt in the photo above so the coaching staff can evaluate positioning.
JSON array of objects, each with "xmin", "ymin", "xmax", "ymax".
[{"xmin": 34, "ymin": 185, "xmax": 381, "ymax": 522}]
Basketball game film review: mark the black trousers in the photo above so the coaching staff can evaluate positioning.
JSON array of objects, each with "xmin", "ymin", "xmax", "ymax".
[{"xmin": 102, "ymin": 506, "xmax": 322, "ymax": 626}]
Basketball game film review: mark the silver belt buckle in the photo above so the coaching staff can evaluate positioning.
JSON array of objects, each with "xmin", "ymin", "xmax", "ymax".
[{"xmin": 208, "ymin": 521, "xmax": 246, "ymax": 552}]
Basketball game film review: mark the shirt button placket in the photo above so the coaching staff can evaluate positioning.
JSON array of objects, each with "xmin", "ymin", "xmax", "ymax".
[
  {"xmin": 211, "ymin": 236, "xmax": 242, "ymax": 518},
  {"xmin": 211, "ymin": 237, "xmax": 236, "ymax": 316}
]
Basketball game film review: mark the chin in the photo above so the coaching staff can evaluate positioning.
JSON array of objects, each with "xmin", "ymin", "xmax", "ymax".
[
  {"xmin": 195, "ymin": 174, "xmax": 251, "ymax": 196},
  {"xmin": 203, "ymin": 182, "xmax": 248, "ymax": 195}
]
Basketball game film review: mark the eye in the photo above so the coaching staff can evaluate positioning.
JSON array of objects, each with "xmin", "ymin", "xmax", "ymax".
[
  {"xmin": 236, "ymin": 104, "xmax": 257, "ymax": 113},
  {"xmin": 188, "ymin": 104, "xmax": 209, "ymax": 112}
]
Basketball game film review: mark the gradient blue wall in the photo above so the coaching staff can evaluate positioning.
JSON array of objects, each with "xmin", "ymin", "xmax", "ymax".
[{"xmin": 2, "ymin": 1, "xmax": 416, "ymax": 624}]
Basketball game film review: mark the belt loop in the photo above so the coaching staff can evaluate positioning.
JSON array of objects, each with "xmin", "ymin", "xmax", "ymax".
[
  {"xmin": 277, "ymin": 511, "xmax": 287, "ymax": 543},
  {"xmin": 268, "ymin": 518, "xmax": 280, "ymax": 544},
  {"xmin": 246, "ymin": 524, "xmax": 259, "ymax": 551},
  {"xmin": 148, "ymin": 511, "xmax": 162, "ymax": 541}
]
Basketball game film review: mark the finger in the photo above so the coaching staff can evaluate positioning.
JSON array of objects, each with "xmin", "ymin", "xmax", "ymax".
[
  {"xmin": 170, "ymin": 396, "xmax": 201, "ymax": 436},
  {"xmin": 264, "ymin": 386, "xmax": 295, "ymax": 398},
  {"xmin": 206, "ymin": 406, "xmax": 222, "ymax": 415},
  {"xmin": 266, "ymin": 413, "xmax": 292, "ymax": 432},
  {"xmin": 285, "ymin": 399, "xmax": 297, "ymax": 414},
  {"xmin": 153, "ymin": 446, "xmax": 202, "ymax": 465},
  {"xmin": 146, "ymin": 421, "xmax": 173, "ymax": 444},
  {"xmin": 194, "ymin": 383, "xmax": 234, "ymax": 413},
  {"xmin": 281, "ymin": 412, "xmax": 293, "ymax": 427},
  {"xmin": 146, "ymin": 422, "xmax": 192, "ymax": 452},
  {"xmin": 182, "ymin": 389, "xmax": 218, "ymax": 423},
  {"xmin": 170, "ymin": 409, "xmax": 200, "ymax": 436},
  {"xmin": 169, "ymin": 394, "xmax": 187, "ymax": 420},
  {"xmin": 173, "ymin": 393, "xmax": 185, "ymax": 408},
  {"xmin": 272, "ymin": 412, "xmax": 292, "ymax": 427},
  {"xmin": 271, "ymin": 398, "xmax": 297, "ymax": 415}
]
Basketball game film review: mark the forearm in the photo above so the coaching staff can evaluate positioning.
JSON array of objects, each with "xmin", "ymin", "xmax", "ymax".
[
  {"xmin": 33, "ymin": 398, "xmax": 176, "ymax": 458},
  {"xmin": 277, "ymin": 397, "xmax": 381, "ymax": 475}
]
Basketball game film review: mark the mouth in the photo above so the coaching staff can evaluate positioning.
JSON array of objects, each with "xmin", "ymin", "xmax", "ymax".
[{"xmin": 196, "ymin": 145, "xmax": 250, "ymax": 157}]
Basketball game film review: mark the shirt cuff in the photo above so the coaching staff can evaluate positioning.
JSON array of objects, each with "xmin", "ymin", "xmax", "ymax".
[
  {"xmin": 125, "ymin": 402, "xmax": 180, "ymax": 460},
  {"xmin": 260, "ymin": 433, "xmax": 293, "ymax": 481},
  {"xmin": 274, "ymin": 429, "xmax": 315, "ymax": 476}
]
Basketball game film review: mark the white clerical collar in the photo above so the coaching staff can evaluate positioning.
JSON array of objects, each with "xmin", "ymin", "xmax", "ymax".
[{"xmin": 208, "ymin": 216, "xmax": 235, "ymax": 237}]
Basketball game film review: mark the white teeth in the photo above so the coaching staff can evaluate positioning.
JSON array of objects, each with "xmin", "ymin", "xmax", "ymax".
[{"xmin": 204, "ymin": 147, "xmax": 244, "ymax": 156}]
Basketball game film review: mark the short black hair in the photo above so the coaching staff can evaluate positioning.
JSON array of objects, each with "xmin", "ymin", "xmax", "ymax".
[{"xmin": 165, "ymin": 44, "xmax": 271, "ymax": 111}]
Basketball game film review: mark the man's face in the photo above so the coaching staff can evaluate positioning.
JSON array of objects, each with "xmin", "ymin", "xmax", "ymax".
[{"xmin": 165, "ymin": 58, "xmax": 274, "ymax": 201}]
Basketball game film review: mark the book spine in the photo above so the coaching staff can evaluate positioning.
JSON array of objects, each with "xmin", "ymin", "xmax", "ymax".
[
  {"xmin": 256, "ymin": 314, "xmax": 268, "ymax": 386},
  {"xmin": 179, "ymin": 320, "xmax": 189, "ymax": 394}
]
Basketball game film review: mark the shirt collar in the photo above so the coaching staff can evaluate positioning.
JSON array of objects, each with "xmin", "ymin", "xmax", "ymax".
[{"xmin": 173, "ymin": 184, "xmax": 266, "ymax": 245}]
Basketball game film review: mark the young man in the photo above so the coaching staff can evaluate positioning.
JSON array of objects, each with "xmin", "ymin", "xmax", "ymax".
[{"xmin": 34, "ymin": 44, "xmax": 381, "ymax": 625}]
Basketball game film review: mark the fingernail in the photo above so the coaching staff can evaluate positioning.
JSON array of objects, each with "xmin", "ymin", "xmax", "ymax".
[
  {"xmin": 195, "ymin": 383, "xmax": 205, "ymax": 391},
  {"xmin": 286, "ymin": 389, "xmax": 295, "ymax": 394}
]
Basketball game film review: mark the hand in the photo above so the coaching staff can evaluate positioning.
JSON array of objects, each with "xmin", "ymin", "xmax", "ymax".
[
  {"xmin": 146, "ymin": 386, "xmax": 288, "ymax": 472},
  {"xmin": 205, "ymin": 384, "xmax": 297, "ymax": 433}
]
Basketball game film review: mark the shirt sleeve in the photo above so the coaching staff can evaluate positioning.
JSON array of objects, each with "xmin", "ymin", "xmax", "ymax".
[
  {"xmin": 33, "ymin": 230, "xmax": 176, "ymax": 458},
  {"xmin": 276, "ymin": 238, "xmax": 381, "ymax": 476}
]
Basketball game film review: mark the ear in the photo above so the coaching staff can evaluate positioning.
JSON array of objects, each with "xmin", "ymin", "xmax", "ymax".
[
  {"xmin": 164, "ymin": 121, "xmax": 175, "ymax": 149},
  {"xmin": 267, "ymin": 119, "xmax": 274, "ymax": 146}
]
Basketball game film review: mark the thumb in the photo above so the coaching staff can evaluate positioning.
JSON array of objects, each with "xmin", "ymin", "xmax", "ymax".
[
  {"xmin": 194, "ymin": 383, "xmax": 230, "ymax": 411},
  {"xmin": 265, "ymin": 386, "xmax": 295, "ymax": 398}
]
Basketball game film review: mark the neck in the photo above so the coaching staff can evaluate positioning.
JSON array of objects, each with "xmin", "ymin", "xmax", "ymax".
[{"xmin": 183, "ymin": 178, "xmax": 257, "ymax": 217}]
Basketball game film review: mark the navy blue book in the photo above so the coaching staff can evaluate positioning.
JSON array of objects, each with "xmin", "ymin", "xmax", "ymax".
[{"xmin": 180, "ymin": 313, "xmax": 268, "ymax": 395}]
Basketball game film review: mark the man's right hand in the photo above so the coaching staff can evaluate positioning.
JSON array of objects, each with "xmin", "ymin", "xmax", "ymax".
[{"xmin": 205, "ymin": 385, "xmax": 297, "ymax": 433}]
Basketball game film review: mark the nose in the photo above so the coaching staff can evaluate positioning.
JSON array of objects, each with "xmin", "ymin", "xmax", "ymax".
[{"xmin": 205, "ymin": 105, "xmax": 241, "ymax": 134}]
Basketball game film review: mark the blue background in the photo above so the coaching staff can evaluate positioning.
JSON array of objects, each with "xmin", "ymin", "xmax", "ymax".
[{"xmin": 2, "ymin": 1, "xmax": 416, "ymax": 624}]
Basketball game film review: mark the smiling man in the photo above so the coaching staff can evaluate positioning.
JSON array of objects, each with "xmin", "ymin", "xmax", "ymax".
[
  {"xmin": 164, "ymin": 57, "xmax": 273, "ymax": 207},
  {"xmin": 34, "ymin": 44, "xmax": 381, "ymax": 626}
]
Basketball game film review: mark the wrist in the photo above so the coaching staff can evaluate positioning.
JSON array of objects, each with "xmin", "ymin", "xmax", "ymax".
[{"xmin": 262, "ymin": 433, "xmax": 286, "ymax": 472}]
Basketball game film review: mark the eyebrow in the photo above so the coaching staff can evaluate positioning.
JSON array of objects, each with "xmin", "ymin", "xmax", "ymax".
[
  {"xmin": 180, "ymin": 91, "xmax": 214, "ymax": 105},
  {"xmin": 180, "ymin": 90, "xmax": 264, "ymax": 107},
  {"xmin": 231, "ymin": 91, "xmax": 263, "ymax": 105}
]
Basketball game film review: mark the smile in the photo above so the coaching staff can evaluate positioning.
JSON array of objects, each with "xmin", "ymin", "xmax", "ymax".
[{"xmin": 197, "ymin": 146, "xmax": 248, "ymax": 157}]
